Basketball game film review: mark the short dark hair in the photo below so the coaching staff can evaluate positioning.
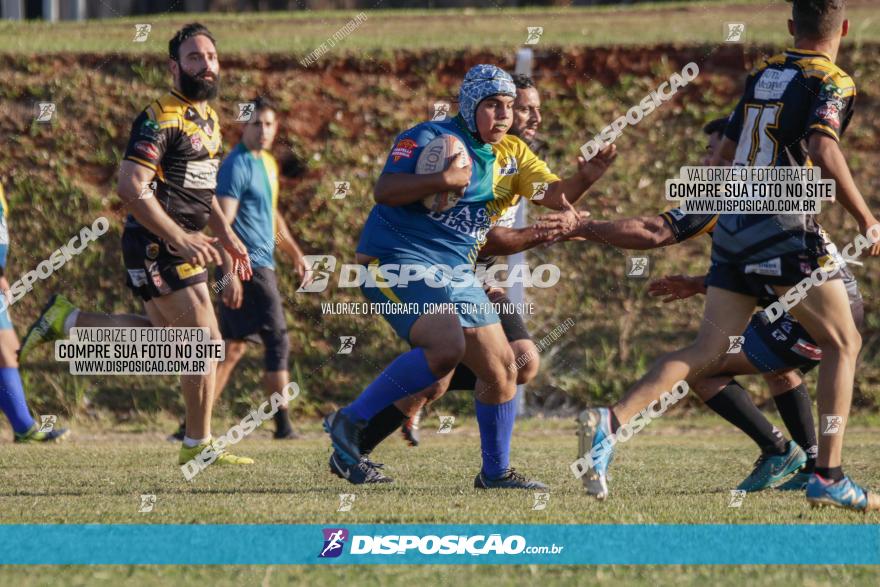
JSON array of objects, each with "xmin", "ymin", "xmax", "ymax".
[
  {"xmin": 251, "ymin": 96, "xmax": 276, "ymax": 116},
  {"xmin": 512, "ymin": 74, "xmax": 536, "ymax": 90},
  {"xmin": 169, "ymin": 23, "xmax": 216, "ymax": 61},
  {"xmin": 703, "ymin": 117, "xmax": 728, "ymax": 137},
  {"xmin": 789, "ymin": 0, "xmax": 846, "ymax": 40}
]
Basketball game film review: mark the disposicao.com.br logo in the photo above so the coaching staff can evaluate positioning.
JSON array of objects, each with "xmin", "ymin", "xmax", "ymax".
[
  {"xmin": 297, "ymin": 255, "xmax": 560, "ymax": 293},
  {"xmin": 318, "ymin": 528, "xmax": 563, "ymax": 558}
]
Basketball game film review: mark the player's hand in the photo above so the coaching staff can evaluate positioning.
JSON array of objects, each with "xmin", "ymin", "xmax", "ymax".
[
  {"xmin": 536, "ymin": 196, "xmax": 588, "ymax": 242},
  {"xmin": 219, "ymin": 231, "xmax": 253, "ymax": 281},
  {"xmin": 648, "ymin": 274, "xmax": 704, "ymax": 303},
  {"xmin": 221, "ymin": 276, "xmax": 244, "ymax": 309},
  {"xmin": 441, "ymin": 152, "xmax": 472, "ymax": 195},
  {"xmin": 578, "ymin": 143, "xmax": 617, "ymax": 187},
  {"xmin": 169, "ymin": 232, "xmax": 222, "ymax": 270},
  {"xmin": 0, "ymin": 276, "xmax": 9, "ymax": 305},
  {"xmin": 858, "ymin": 217, "xmax": 880, "ymax": 257}
]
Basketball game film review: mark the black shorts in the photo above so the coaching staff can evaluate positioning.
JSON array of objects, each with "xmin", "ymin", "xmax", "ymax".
[
  {"xmin": 217, "ymin": 266, "xmax": 287, "ymax": 343},
  {"xmin": 706, "ymin": 249, "xmax": 842, "ymax": 298},
  {"xmin": 488, "ymin": 289, "xmax": 531, "ymax": 343},
  {"xmin": 122, "ymin": 226, "xmax": 208, "ymax": 302}
]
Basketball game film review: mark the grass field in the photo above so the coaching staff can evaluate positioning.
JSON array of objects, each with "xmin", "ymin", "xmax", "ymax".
[
  {"xmin": 0, "ymin": 0, "xmax": 879, "ymax": 53},
  {"xmin": 4, "ymin": 415, "xmax": 880, "ymax": 525}
]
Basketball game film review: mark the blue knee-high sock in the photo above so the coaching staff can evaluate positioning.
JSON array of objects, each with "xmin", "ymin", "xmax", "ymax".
[
  {"xmin": 475, "ymin": 398, "xmax": 517, "ymax": 479},
  {"xmin": 343, "ymin": 348, "xmax": 438, "ymax": 422},
  {"xmin": 0, "ymin": 367, "xmax": 35, "ymax": 435}
]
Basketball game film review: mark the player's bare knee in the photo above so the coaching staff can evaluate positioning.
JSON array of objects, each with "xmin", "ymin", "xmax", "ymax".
[
  {"xmin": 764, "ymin": 370, "xmax": 801, "ymax": 395},
  {"xmin": 424, "ymin": 338, "xmax": 465, "ymax": 376},
  {"xmin": 691, "ymin": 380, "xmax": 716, "ymax": 400},
  {"xmin": 421, "ymin": 380, "xmax": 448, "ymax": 403},
  {"xmin": 511, "ymin": 340, "xmax": 539, "ymax": 384},
  {"xmin": 516, "ymin": 354, "xmax": 539, "ymax": 384},
  {"xmin": 225, "ymin": 340, "xmax": 247, "ymax": 362},
  {"xmin": 818, "ymin": 327, "xmax": 861, "ymax": 359}
]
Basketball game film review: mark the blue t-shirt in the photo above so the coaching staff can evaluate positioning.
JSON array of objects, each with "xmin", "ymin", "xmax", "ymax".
[
  {"xmin": 216, "ymin": 144, "xmax": 280, "ymax": 269},
  {"xmin": 357, "ymin": 115, "xmax": 559, "ymax": 267}
]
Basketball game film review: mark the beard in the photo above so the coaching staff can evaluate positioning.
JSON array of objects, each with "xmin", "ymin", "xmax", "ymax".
[{"xmin": 179, "ymin": 67, "xmax": 219, "ymax": 101}]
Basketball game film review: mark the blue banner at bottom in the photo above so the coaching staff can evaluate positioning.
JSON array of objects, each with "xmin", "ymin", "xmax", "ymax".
[{"xmin": 1, "ymin": 524, "xmax": 878, "ymax": 565}]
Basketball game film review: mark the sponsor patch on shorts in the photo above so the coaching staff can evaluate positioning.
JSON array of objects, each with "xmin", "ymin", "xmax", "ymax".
[
  {"xmin": 744, "ymin": 257, "xmax": 782, "ymax": 276},
  {"xmin": 176, "ymin": 263, "xmax": 206, "ymax": 279},
  {"xmin": 127, "ymin": 269, "xmax": 148, "ymax": 287},
  {"xmin": 792, "ymin": 338, "xmax": 822, "ymax": 361}
]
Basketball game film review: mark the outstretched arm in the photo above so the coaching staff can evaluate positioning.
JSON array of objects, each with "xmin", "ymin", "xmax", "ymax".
[
  {"xmin": 536, "ymin": 145, "xmax": 617, "ymax": 210},
  {"xmin": 564, "ymin": 214, "xmax": 676, "ymax": 250}
]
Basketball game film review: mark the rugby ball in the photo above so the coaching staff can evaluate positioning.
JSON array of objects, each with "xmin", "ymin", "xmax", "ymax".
[{"xmin": 417, "ymin": 134, "xmax": 470, "ymax": 213}]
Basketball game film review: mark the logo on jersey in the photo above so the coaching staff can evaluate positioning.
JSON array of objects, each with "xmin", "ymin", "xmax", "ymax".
[
  {"xmin": 319, "ymin": 528, "xmax": 349, "ymax": 558},
  {"xmin": 134, "ymin": 141, "xmax": 160, "ymax": 161},
  {"xmin": 819, "ymin": 82, "xmax": 843, "ymax": 100},
  {"xmin": 497, "ymin": 156, "xmax": 518, "ymax": 176},
  {"xmin": 754, "ymin": 68, "xmax": 796, "ymax": 100},
  {"xmin": 816, "ymin": 102, "xmax": 841, "ymax": 130},
  {"xmin": 426, "ymin": 206, "xmax": 491, "ymax": 240},
  {"xmin": 183, "ymin": 159, "xmax": 219, "ymax": 190},
  {"xmin": 190, "ymin": 134, "xmax": 203, "ymax": 152},
  {"xmin": 145, "ymin": 243, "xmax": 160, "ymax": 260},
  {"xmin": 391, "ymin": 138, "xmax": 418, "ymax": 162},
  {"xmin": 140, "ymin": 119, "xmax": 160, "ymax": 139}
]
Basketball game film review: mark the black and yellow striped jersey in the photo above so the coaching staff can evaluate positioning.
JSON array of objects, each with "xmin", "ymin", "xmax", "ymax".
[
  {"xmin": 123, "ymin": 89, "xmax": 222, "ymax": 232},
  {"xmin": 714, "ymin": 48, "xmax": 856, "ymax": 265}
]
